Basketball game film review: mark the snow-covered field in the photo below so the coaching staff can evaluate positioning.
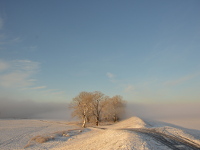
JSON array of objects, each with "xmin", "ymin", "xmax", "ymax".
[
  {"xmin": 0, "ymin": 119, "xmax": 79, "ymax": 150},
  {"xmin": 1, "ymin": 117, "xmax": 200, "ymax": 150}
]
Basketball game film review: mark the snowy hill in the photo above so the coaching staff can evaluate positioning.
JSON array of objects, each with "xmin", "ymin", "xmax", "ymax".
[
  {"xmin": 0, "ymin": 117, "xmax": 200, "ymax": 150},
  {"xmin": 54, "ymin": 117, "xmax": 200, "ymax": 150}
]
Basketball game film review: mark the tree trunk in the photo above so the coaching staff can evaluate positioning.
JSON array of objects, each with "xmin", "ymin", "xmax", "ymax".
[
  {"xmin": 96, "ymin": 116, "xmax": 99, "ymax": 126},
  {"xmin": 113, "ymin": 114, "xmax": 118, "ymax": 122},
  {"xmin": 82, "ymin": 115, "xmax": 87, "ymax": 128},
  {"xmin": 87, "ymin": 116, "xmax": 90, "ymax": 123}
]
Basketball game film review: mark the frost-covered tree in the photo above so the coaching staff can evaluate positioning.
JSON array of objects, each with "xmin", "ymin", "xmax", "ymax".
[
  {"xmin": 102, "ymin": 95, "xmax": 126, "ymax": 122},
  {"xmin": 90, "ymin": 91, "xmax": 108, "ymax": 126},
  {"xmin": 69, "ymin": 92, "xmax": 93, "ymax": 128},
  {"xmin": 70, "ymin": 92, "xmax": 126, "ymax": 127}
]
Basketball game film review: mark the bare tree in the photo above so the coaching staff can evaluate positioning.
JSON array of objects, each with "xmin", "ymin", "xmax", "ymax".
[
  {"xmin": 70, "ymin": 92, "xmax": 126, "ymax": 127},
  {"xmin": 69, "ymin": 92, "xmax": 93, "ymax": 128},
  {"xmin": 90, "ymin": 91, "xmax": 107, "ymax": 126},
  {"xmin": 103, "ymin": 95, "xmax": 126, "ymax": 122}
]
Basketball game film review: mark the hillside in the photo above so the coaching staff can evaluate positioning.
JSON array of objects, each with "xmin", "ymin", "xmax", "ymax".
[
  {"xmin": 0, "ymin": 117, "xmax": 200, "ymax": 150},
  {"xmin": 54, "ymin": 117, "xmax": 200, "ymax": 150}
]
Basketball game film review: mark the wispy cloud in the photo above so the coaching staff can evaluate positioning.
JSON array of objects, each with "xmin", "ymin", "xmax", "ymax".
[
  {"xmin": 106, "ymin": 72, "xmax": 114, "ymax": 78},
  {"xmin": 25, "ymin": 45, "xmax": 38, "ymax": 52},
  {"xmin": 163, "ymin": 73, "xmax": 200, "ymax": 86},
  {"xmin": 124, "ymin": 85, "xmax": 135, "ymax": 93},
  {"xmin": 11, "ymin": 37, "xmax": 22, "ymax": 43},
  {"xmin": 31, "ymin": 86, "xmax": 47, "ymax": 90},
  {"xmin": 106, "ymin": 72, "xmax": 136, "ymax": 94},
  {"xmin": 0, "ymin": 36, "xmax": 23, "ymax": 50},
  {"xmin": 41, "ymin": 89, "xmax": 67, "ymax": 100},
  {"xmin": 51, "ymin": 91, "xmax": 65, "ymax": 95},
  {"xmin": 0, "ymin": 59, "xmax": 40, "ymax": 88},
  {"xmin": 13, "ymin": 60, "xmax": 39, "ymax": 73},
  {"xmin": 0, "ymin": 17, "xmax": 22, "ymax": 48},
  {"xmin": 106, "ymin": 72, "xmax": 116, "ymax": 83},
  {"xmin": 0, "ymin": 60, "xmax": 10, "ymax": 71},
  {"xmin": 0, "ymin": 72, "xmax": 32, "ymax": 88}
]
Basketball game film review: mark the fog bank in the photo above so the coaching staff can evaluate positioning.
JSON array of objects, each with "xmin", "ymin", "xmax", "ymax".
[
  {"xmin": 126, "ymin": 102, "xmax": 200, "ymax": 130},
  {"xmin": 126, "ymin": 102, "xmax": 200, "ymax": 119},
  {"xmin": 0, "ymin": 98, "xmax": 72, "ymax": 120},
  {"xmin": 1, "ymin": 98, "xmax": 200, "ymax": 129}
]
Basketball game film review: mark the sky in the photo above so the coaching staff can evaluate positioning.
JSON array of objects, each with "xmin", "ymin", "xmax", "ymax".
[{"xmin": 0, "ymin": 0, "xmax": 200, "ymax": 106}]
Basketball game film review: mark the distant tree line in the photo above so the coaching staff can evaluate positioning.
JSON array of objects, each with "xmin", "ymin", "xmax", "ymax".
[{"xmin": 69, "ymin": 91, "xmax": 126, "ymax": 128}]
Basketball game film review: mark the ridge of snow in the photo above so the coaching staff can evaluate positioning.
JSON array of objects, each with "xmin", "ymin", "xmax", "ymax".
[{"xmin": 110, "ymin": 116, "xmax": 148, "ymax": 129}]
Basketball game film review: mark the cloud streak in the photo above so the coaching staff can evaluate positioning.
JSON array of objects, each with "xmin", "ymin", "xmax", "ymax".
[
  {"xmin": 124, "ymin": 85, "xmax": 135, "ymax": 93},
  {"xmin": 164, "ymin": 73, "xmax": 200, "ymax": 86},
  {"xmin": 0, "ymin": 60, "xmax": 10, "ymax": 71},
  {"xmin": 106, "ymin": 72, "xmax": 136, "ymax": 94},
  {"xmin": 106, "ymin": 72, "xmax": 114, "ymax": 78},
  {"xmin": 0, "ymin": 59, "xmax": 40, "ymax": 88},
  {"xmin": 106, "ymin": 72, "xmax": 117, "ymax": 83},
  {"xmin": 31, "ymin": 86, "xmax": 47, "ymax": 90}
]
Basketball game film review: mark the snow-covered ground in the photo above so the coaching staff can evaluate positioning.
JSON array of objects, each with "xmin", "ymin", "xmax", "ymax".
[
  {"xmin": 0, "ymin": 119, "xmax": 79, "ymax": 150},
  {"xmin": 1, "ymin": 117, "xmax": 200, "ymax": 150}
]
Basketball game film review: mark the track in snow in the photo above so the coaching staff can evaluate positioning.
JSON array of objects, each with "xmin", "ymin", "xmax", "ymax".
[{"xmin": 125, "ymin": 128, "xmax": 200, "ymax": 150}]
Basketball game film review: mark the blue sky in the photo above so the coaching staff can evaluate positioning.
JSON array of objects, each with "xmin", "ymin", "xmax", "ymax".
[{"xmin": 0, "ymin": 0, "xmax": 200, "ymax": 103}]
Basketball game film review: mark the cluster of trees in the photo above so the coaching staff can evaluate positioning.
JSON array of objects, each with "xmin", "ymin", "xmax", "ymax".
[{"xmin": 70, "ymin": 91, "xmax": 126, "ymax": 128}]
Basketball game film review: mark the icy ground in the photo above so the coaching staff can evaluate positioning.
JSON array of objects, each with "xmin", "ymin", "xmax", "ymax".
[{"xmin": 0, "ymin": 117, "xmax": 200, "ymax": 150}]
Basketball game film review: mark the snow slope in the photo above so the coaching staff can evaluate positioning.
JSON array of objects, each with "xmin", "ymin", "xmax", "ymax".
[
  {"xmin": 0, "ymin": 119, "xmax": 79, "ymax": 150},
  {"xmin": 54, "ymin": 117, "xmax": 200, "ymax": 150},
  {"xmin": 0, "ymin": 117, "xmax": 200, "ymax": 150}
]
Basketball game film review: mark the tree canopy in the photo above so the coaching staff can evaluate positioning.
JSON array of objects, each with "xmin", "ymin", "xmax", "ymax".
[{"xmin": 70, "ymin": 91, "xmax": 126, "ymax": 128}]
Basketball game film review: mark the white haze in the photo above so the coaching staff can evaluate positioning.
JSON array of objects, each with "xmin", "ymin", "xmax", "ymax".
[
  {"xmin": 0, "ymin": 99, "xmax": 199, "ymax": 129},
  {"xmin": 126, "ymin": 102, "xmax": 200, "ymax": 119},
  {"xmin": 0, "ymin": 98, "xmax": 72, "ymax": 120},
  {"xmin": 126, "ymin": 102, "xmax": 200, "ymax": 130}
]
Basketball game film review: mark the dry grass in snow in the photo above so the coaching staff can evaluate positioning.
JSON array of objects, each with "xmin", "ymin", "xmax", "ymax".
[{"xmin": 24, "ymin": 129, "xmax": 83, "ymax": 148}]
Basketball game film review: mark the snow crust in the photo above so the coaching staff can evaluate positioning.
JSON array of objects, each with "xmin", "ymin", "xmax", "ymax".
[{"xmin": 0, "ymin": 117, "xmax": 200, "ymax": 150}]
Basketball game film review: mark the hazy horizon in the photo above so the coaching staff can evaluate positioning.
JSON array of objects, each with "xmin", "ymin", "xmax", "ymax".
[{"xmin": 1, "ymin": 98, "xmax": 200, "ymax": 130}]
